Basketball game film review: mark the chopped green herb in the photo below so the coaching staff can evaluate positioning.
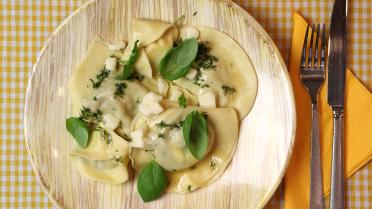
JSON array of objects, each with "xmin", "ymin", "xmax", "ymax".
[
  {"xmin": 155, "ymin": 121, "xmax": 168, "ymax": 129},
  {"xmin": 194, "ymin": 42, "xmax": 218, "ymax": 70},
  {"xmin": 178, "ymin": 94, "xmax": 187, "ymax": 108},
  {"xmin": 158, "ymin": 133, "xmax": 165, "ymax": 139},
  {"xmin": 222, "ymin": 85, "xmax": 236, "ymax": 95},
  {"xmin": 186, "ymin": 185, "xmax": 192, "ymax": 192},
  {"xmin": 116, "ymin": 40, "xmax": 139, "ymax": 80},
  {"xmin": 114, "ymin": 82, "xmax": 127, "ymax": 98},
  {"xmin": 209, "ymin": 160, "xmax": 216, "ymax": 169},
  {"xmin": 112, "ymin": 156, "xmax": 122, "ymax": 162},
  {"xmin": 193, "ymin": 11, "xmax": 198, "ymax": 16},
  {"xmin": 128, "ymin": 72, "xmax": 144, "ymax": 81},
  {"xmin": 135, "ymin": 98, "xmax": 141, "ymax": 104},
  {"xmin": 96, "ymin": 127, "xmax": 112, "ymax": 144},
  {"xmin": 155, "ymin": 120, "xmax": 184, "ymax": 130},
  {"xmin": 174, "ymin": 14, "xmax": 186, "ymax": 26},
  {"xmin": 193, "ymin": 71, "xmax": 210, "ymax": 88},
  {"xmin": 79, "ymin": 106, "xmax": 102, "ymax": 123},
  {"xmin": 92, "ymin": 96, "xmax": 97, "ymax": 101},
  {"xmin": 90, "ymin": 68, "xmax": 110, "ymax": 89}
]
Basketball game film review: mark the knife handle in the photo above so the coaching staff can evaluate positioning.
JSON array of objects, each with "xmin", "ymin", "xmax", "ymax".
[
  {"xmin": 309, "ymin": 103, "xmax": 325, "ymax": 209},
  {"xmin": 330, "ymin": 108, "xmax": 345, "ymax": 209}
]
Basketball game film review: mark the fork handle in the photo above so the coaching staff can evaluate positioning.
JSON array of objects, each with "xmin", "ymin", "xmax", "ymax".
[
  {"xmin": 309, "ymin": 103, "xmax": 325, "ymax": 209},
  {"xmin": 330, "ymin": 108, "xmax": 345, "ymax": 209}
]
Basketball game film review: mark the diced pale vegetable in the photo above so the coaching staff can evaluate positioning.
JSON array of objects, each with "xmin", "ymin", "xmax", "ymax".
[
  {"xmin": 139, "ymin": 101, "xmax": 164, "ymax": 116},
  {"xmin": 130, "ymin": 137, "xmax": 145, "ymax": 148},
  {"xmin": 102, "ymin": 113, "xmax": 120, "ymax": 130},
  {"xmin": 169, "ymin": 129, "xmax": 186, "ymax": 148},
  {"xmin": 142, "ymin": 92, "xmax": 163, "ymax": 103},
  {"xmin": 179, "ymin": 26, "xmax": 200, "ymax": 40},
  {"xmin": 131, "ymin": 129, "xmax": 144, "ymax": 139},
  {"xmin": 198, "ymin": 91, "xmax": 216, "ymax": 108},
  {"xmin": 104, "ymin": 57, "xmax": 117, "ymax": 71},
  {"xmin": 157, "ymin": 78, "xmax": 169, "ymax": 96},
  {"xmin": 107, "ymin": 41, "xmax": 127, "ymax": 51},
  {"xmin": 185, "ymin": 68, "xmax": 198, "ymax": 80}
]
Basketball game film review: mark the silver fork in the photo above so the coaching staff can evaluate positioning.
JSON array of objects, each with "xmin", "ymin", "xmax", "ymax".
[{"xmin": 300, "ymin": 24, "xmax": 326, "ymax": 209}]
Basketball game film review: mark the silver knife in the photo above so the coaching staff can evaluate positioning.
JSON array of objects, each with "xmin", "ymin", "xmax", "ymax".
[{"xmin": 327, "ymin": 0, "xmax": 348, "ymax": 208}]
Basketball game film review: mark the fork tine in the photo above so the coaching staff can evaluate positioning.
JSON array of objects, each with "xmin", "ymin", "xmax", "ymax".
[
  {"xmin": 314, "ymin": 24, "xmax": 320, "ymax": 68},
  {"xmin": 307, "ymin": 24, "xmax": 315, "ymax": 68},
  {"xmin": 301, "ymin": 25, "xmax": 310, "ymax": 67},
  {"xmin": 320, "ymin": 24, "xmax": 326, "ymax": 67}
]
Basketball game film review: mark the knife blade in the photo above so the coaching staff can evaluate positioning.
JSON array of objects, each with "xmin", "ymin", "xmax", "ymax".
[
  {"xmin": 327, "ymin": 0, "xmax": 348, "ymax": 208},
  {"xmin": 328, "ymin": 0, "xmax": 347, "ymax": 107}
]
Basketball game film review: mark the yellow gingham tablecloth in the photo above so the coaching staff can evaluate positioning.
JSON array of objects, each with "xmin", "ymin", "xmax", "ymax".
[{"xmin": 0, "ymin": 0, "xmax": 371, "ymax": 208}]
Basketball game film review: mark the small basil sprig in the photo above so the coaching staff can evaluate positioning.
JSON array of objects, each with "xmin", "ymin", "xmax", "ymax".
[
  {"xmin": 137, "ymin": 160, "xmax": 167, "ymax": 202},
  {"xmin": 116, "ymin": 40, "xmax": 139, "ymax": 80},
  {"xmin": 66, "ymin": 117, "xmax": 89, "ymax": 148},
  {"xmin": 182, "ymin": 111, "xmax": 208, "ymax": 160},
  {"xmin": 178, "ymin": 94, "xmax": 186, "ymax": 108},
  {"xmin": 159, "ymin": 38, "xmax": 198, "ymax": 80}
]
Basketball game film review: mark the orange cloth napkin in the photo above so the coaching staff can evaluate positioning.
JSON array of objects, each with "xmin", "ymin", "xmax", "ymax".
[{"xmin": 284, "ymin": 12, "xmax": 372, "ymax": 209}]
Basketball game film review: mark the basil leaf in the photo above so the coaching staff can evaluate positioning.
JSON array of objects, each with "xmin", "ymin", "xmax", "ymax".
[
  {"xmin": 137, "ymin": 160, "xmax": 167, "ymax": 202},
  {"xmin": 66, "ymin": 117, "xmax": 89, "ymax": 148},
  {"xmin": 182, "ymin": 111, "xmax": 208, "ymax": 160},
  {"xmin": 116, "ymin": 40, "xmax": 139, "ymax": 80},
  {"xmin": 178, "ymin": 94, "xmax": 186, "ymax": 108},
  {"xmin": 159, "ymin": 38, "xmax": 198, "ymax": 80}
]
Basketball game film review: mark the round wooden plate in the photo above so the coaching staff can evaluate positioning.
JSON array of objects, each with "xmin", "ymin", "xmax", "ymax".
[{"xmin": 24, "ymin": 0, "xmax": 296, "ymax": 208}]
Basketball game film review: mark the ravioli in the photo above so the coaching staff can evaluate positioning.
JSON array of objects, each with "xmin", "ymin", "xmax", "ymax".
[
  {"xmin": 67, "ymin": 17, "xmax": 258, "ymax": 197},
  {"xmin": 130, "ymin": 107, "xmax": 238, "ymax": 193},
  {"xmin": 173, "ymin": 27, "xmax": 258, "ymax": 120},
  {"xmin": 70, "ymin": 129, "xmax": 130, "ymax": 184}
]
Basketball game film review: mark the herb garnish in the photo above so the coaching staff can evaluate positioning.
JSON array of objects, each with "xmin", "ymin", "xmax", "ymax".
[
  {"xmin": 66, "ymin": 117, "xmax": 89, "ymax": 148},
  {"xmin": 186, "ymin": 185, "xmax": 192, "ymax": 192},
  {"xmin": 194, "ymin": 42, "xmax": 218, "ymax": 70},
  {"xmin": 158, "ymin": 133, "xmax": 165, "ymax": 139},
  {"xmin": 178, "ymin": 94, "xmax": 187, "ymax": 108},
  {"xmin": 96, "ymin": 127, "xmax": 112, "ymax": 144},
  {"xmin": 193, "ymin": 71, "xmax": 210, "ymax": 88},
  {"xmin": 90, "ymin": 68, "xmax": 110, "ymax": 88},
  {"xmin": 114, "ymin": 82, "xmax": 127, "ymax": 98},
  {"xmin": 182, "ymin": 111, "xmax": 208, "ymax": 160},
  {"xmin": 116, "ymin": 40, "xmax": 139, "ymax": 80},
  {"xmin": 155, "ymin": 120, "xmax": 184, "ymax": 130},
  {"xmin": 79, "ymin": 106, "xmax": 102, "ymax": 123},
  {"xmin": 159, "ymin": 38, "xmax": 198, "ymax": 80},
  {"xmin": 92, "ymin": 96, "xmax": 97, "ymax": 101},
  {"xmin": 193, "ymin": 11, "xmax": 198, "ymax": 16},
  {"xmin": 222, "ymin": 85, "xmax": 236, "ymax": 95},
  {"xmin": 127, "ymin": 72, "xmax": 144, "ymax": 81},
  {"xmin": 137, "ymin": 160, "xmax": 167, "ymax": 202},
  {"xmin": 174, "ymin": 14, "xmax": 186, "ymax": 26},
  {"xmin": 209, "ymin": 160, "xmax": 216, "ymax": 169},
  {"xmin": 112, "ymin": 156, "xmax": 122, "ymax": 162}
]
